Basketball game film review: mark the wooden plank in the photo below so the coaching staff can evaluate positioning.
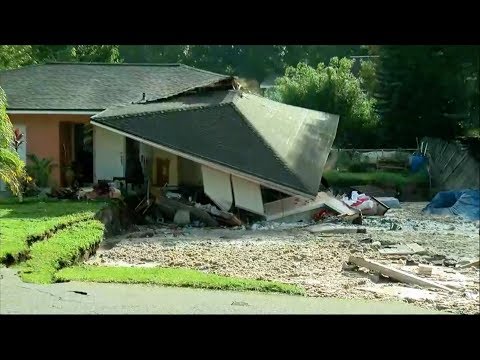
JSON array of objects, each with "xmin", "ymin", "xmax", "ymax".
[
  {"xmin": 348, "ymin": 256, "xmax": 454, "ymax": 292},
  {"xmin": 406, "ymin": 243, "xmax": 427, "ymax": 254},
  {"xmin": 307, "ymin": 225, "xmax": 366, "ymax": 234},
  {"xmin": 316, "ymin": 192, "xmax": 357, "ymax": 216},
  {"xmin": 458, "ymin": 260, "xmax": 479, "ymax": 269},
  {"xmin": 379, "ymin": 243, "xmax": 426, "ymax": 256}
]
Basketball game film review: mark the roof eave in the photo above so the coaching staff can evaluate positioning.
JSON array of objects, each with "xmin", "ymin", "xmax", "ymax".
[{"xmin": 91, "ymin": 119, "xmax": 317, "ymax": 199}]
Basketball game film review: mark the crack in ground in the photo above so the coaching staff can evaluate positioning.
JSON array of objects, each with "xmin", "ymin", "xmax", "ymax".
[{"xmin": 16, "ymin": 285, "xmax": 88, "ymax": 304}]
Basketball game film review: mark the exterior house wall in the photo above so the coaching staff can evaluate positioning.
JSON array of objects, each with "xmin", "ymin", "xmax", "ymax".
[{"xmin": 8, "ymin": 113, "xmax": 90, "ymax": 187}]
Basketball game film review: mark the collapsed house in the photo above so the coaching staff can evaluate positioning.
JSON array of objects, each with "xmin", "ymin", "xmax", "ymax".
[
  {"xmin": 91, "ymin": 89, "xmax": 340, "ymax": 223},
  {"xmin": 1, "ymin": 61, "xmax": 343, "ymax": 223}
]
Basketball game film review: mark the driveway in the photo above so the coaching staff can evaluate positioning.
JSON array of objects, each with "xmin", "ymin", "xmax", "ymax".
[{"xmin": 0, "ymin": 268, "xmax": 442, "ymax": 314}]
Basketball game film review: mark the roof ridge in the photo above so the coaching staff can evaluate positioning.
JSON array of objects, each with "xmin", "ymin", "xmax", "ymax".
[
  {"xmin": 139, "ymin": 77, "xmax": 234, "ymax": 103},
  {"xmin": 94, "ymin": 99, "xmax": 236, "ymax": 121},
  {"xmin": 177, "ymin": 63, "xmax": 233, "ymax": 79},
  {"xmin": 44, "ymin": 62, "xmax": 182, "ymax": 66},
  {"xmin": 230, "ymin": 100, "xmax": 307, "ymax": 191}
]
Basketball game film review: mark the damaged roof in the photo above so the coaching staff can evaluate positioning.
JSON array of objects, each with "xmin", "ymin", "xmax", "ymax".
[
  {"xmin": 0, "ymin": 62, "xmax": 233, "ymax": 111},
  {"xmin": 92, "ymin": 90, "xmax": 339, "ymax": 197}
]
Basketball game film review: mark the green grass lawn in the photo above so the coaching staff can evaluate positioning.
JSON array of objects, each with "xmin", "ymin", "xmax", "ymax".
[
  {"xmin": 56, "ymin": 265, "xmax": 304, "ymax": 295},
  {"xmin": 0, "ymin": 200, "xmax": 106, "ymax": 263},
  {"xmin": 1, "ymin": 199, "xmax": 302, "ymax": 295},
  {"xmin": 18, "ymin": 220, "xmax": 105, "ymax": 283},
  {"xmin": 323, "ymin": 170, "xmax": 429, "ymax": 188}
]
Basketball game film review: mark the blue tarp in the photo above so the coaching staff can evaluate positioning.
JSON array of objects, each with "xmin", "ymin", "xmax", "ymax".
[{"xmin": 422, "ymin": 189, "xmax": 480, "ymax": 221}]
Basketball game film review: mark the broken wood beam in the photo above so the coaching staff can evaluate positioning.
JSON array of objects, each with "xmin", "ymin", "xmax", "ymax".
[
  {"xmin": 348, "ymin": 255, "xmax": 454, "ymax": 292},
  {"xmin": 307, "ymin": 225, "xmax": 366, "ymax": 234}
]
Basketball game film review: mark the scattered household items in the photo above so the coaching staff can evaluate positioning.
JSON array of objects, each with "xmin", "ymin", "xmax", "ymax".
[
  {"xmin": 409, "ymin": 140, "xmax": 428, "ymax": 173},
  {"xmin": 307, "ymin": 224, "xmax": 366, "ymax": 234},
  {"xmin": 339, "ymin": 190, "xmax": 390, "ymax": 216},
  {"xmin": 341, "ymin": 191, "xmax": 373, "ymax": 211},
  {"xmin": 378, "ymin": 243, "xmax": 426, "ymax": 256},
  {"xmin": 348, "ymin": 255, "xmax": 454, "ymax": 292},
  {"xmin": 422, "ymin": 189, "xmax": 480, "ymax": 221},
  {"xmin": 351, "ymin": 185, "xmax": 398, "ymax": 198},
  {"xmin": 77, "ymin": 181, "xmax": 122, "ymax": 200},
  {"xmin": 264, "ymin": 191, "xmax": 359, "ymax": 223},
  {"xmin": 50, "ymin": 187, "xmax": 78, "ymax": 200}
]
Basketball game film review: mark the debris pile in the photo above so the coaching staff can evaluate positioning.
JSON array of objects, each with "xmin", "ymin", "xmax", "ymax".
[{"xmin": 338, "ymin": 190, "xmax": 392, "ymax": 217}]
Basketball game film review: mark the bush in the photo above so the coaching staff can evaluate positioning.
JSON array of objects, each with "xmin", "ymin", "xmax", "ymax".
[{"xmin": 348, "ymin": 161, "xmax": 376, "ymax": 173}]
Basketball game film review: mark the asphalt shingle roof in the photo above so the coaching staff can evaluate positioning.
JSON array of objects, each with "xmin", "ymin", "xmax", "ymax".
[
  {"xmin": 93, "ymin": 90, "xmax": 339, "ymax": 196},
  {"xmin": 0, "ymin": 62, "xmax": 232, "ymax": 111}
]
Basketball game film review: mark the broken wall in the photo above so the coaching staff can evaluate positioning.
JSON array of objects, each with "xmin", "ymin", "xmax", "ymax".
[{"xmin": 199, "ymin": 165, "xmax": 265, "ymax": 215}]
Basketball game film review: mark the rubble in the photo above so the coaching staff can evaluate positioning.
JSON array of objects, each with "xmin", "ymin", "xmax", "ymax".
[
  {"xmin": 307, "ymin": 224, "xmax": 367, "ymax": 234},
  {"xmin": 85, "ymin": 200, "xmax": 479, "ymax": 314}
]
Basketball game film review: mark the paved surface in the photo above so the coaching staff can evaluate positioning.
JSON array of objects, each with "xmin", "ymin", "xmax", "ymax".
[{"xmin": 0, "ymin": 268, "xmax": 442, "ymax": 314}]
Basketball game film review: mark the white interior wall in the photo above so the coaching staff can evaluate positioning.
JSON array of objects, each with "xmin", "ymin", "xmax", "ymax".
[
  {"xmin": 231, "ymin": 175, "xmax": 264, "ymax": 215},
  {"xmin": 201, "ymin": 165, "xmax": 233, "ymax": 211},
  {"xmin": 93, "ymin": 125, "xmax": 125, "ymax": 182}
]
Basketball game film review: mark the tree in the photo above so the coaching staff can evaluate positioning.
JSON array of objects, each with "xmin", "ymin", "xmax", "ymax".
[
  {"xmin": 0, "ymin": 45, "xmax": 122, "ymax": 70},
  {"xmin": 117, "ymin": 45, "xmax": 367, "ymax": 82},
  {"xmin": 375, "ymin": 45, "xmax": 479, "ymax": 146},
  {"xmin": 268, "ymin": 57, "xmax": 378, "ymax": 147},
  {"xmin": 0, "ymin": 87, "xmax": 25, "ymax": 195},
  {"xmin": 358, "ymin": 59, "xmax": 377, "ymax": 96},
  {"xmin": 31, "ymin": 45, "xmax": 121, "ymax": 63},
  {"xmin": 0, "ymin": 45, "xmax": 34, "ymax": 69}
]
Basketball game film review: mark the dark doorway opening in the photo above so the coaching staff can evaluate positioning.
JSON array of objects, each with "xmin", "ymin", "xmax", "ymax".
[
  {"xmin": 73, "ymin": 124, "xmax": 93, "ymax": 186},
  {"xmin": 125, "ymin": 137, "xmax": 144, "ymax": 186}
]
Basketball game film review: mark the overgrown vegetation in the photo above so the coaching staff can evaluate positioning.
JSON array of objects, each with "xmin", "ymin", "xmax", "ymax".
[
  {"xmin": 0, "ymin": 201, "xmax": 105, "ymax": 263},
  {"xmin": 26, "ymin": 154, "xmax": 56, "ymax": 188},
  {"xmin": 56, "ymin": 265, "xmax": 304, "ymax": 295},
  {"xmin": 18, "ymin": 220, "xmax": 105, "ymax": 283},
  {"xmin": 323, "ymin": 170, "xmax": 429, "ymax": 189}
]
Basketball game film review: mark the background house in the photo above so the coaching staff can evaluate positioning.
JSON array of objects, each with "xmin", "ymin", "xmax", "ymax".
[{"xmin": 0, "ymin": 62, "xmax": 232, "ymax": 188}]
